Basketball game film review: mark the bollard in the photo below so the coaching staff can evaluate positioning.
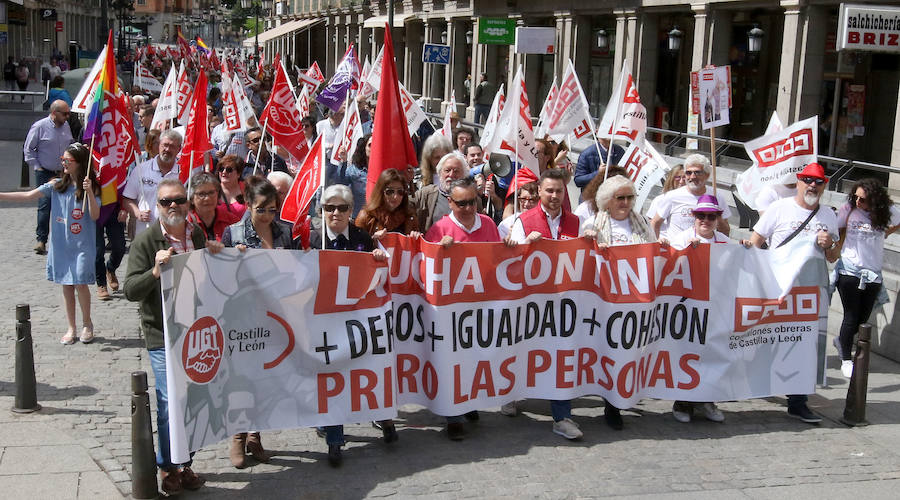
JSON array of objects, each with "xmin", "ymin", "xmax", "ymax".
[
  {"xmin": 12, "ymin": 304, "xmax": 40, "ymax": 413},
  {"xmin": 841, "ymin": 323, "xmax": 872, "ymax": 427},
  {"xmin": 131, "ymin": 371, "xmax": 159, "ymax": 499},
  {"xmin": 20, "ymin": 153, "xmax": 29, "ymax": 188}
]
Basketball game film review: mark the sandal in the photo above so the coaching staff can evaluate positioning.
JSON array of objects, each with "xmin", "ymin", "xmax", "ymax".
[
  {"xmin": 60, "ymin": 330, "xmax": 76, "ymax": 345},
  {"xmin": 79, "ymin": 325, "xmax": 94, "ymax": 344}
]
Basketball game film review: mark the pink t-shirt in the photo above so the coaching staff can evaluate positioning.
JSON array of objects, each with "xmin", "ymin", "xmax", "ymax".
[{"xmin": 425, "ymin": 214, "xmax": 501, "ymax": 243}]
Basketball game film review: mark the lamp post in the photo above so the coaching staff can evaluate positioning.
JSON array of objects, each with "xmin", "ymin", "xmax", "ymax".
[
  {"xmin": 747, "ymin": 24, "xmax": 765, "ymax": 54},
  {"xmin": 241, "ymin": 0, "xmax": 272, "ymax": 63},
  {"xmin": 111, "ymin": 0, "xmax": 135, "ymax": 62},
  {"xmin": 667, "ymin": 26, "xmax": 683, "ymax": 52}
]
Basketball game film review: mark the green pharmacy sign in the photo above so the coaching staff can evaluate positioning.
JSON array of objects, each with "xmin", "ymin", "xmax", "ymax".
[{"xmin": 477, "ymin": 18, "xmax": 516, "ymax": 45}]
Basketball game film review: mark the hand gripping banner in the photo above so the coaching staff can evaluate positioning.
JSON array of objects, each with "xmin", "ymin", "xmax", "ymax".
[{"xmin": 162, "ymin": 235, "xmax": 824, "ymax": 463}]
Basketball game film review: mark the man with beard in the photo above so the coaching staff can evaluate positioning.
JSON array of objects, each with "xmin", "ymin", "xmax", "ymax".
[
  {"xmin": 414, "ymin": 152, "xmax": 481, "ymax": 233},
  {"xmin": 650, "ymin": 154, "xmax": 731, "ymax": 237},
  {"xmin": 124, "ymin": 179, "xmax": 224, "ymax": 496},
  {"xmin": 749, "ymin": 162, "xmax": 840, "ymax": 424},
  {"xmin": 123, "ymin": 130, "xmax": 183, "ymax": 237},
  {"xmin": 242, "ymin": 126, "xmax": 288, "ymax": 177}
]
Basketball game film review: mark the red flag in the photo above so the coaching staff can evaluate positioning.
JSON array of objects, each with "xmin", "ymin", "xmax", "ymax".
[
  {"xmin": 280, "ymin": 136, "xmax": 324, "ymax": 239},
  {"xmin": 367, "ymin": 24, "xmax": 418, "ymax": 198},
  {"xmin": 210, "ymin": 49, "xmax": 221, "ymax": 71},
  {"xmin": 178, "ymin": 70, "xmax": 212, "ymax": 184},
  {"xmin": 260, "ymin": 62, "xmax": 309, "ymax": 162},
  {"xmin": 176, "ymin": 27, "xmax": 192, "ymax": 61}
]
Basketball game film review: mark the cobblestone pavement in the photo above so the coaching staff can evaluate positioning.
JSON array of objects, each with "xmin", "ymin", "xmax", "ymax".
[{"xmin": 2, "ymin": 192, "xmax": 900, "ymax": 499}]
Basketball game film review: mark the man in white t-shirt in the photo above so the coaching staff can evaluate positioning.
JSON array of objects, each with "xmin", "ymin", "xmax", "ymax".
[
  {"xmin": 755, "ymin": 181, "xmax": 796, "ymax": 215},
  {"xmin": 650, "ymin": 154, "xmax": 731, "ymax": 238},
  {"xmin": 123, "ymin": 130, "xmax": 182, "ymax": 237},
  {"xmin": 316, "ymin": 103, "xmax": 345, "ymax": 152},
  {"xmin": 749, "ymin": 162, "xmax": 840, "ymax": 424}
]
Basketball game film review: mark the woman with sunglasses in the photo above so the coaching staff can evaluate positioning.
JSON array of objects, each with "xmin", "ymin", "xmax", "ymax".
[
  {"xmin": 216, "ymin": 155, "xmax": 247, "ymax": 219},
  {"xmin": 585, "ymin": 175, "xmax": 656, "ymax": 430},
  {"xmin": 0, "ymin": 143, "xmax": 100, "ymax": 344},
  {"xmin": 302, "ymin": 184, "xmax": 389, "ymax": 467},
  {"xmin": 187, "ymin": 172, "xmax": 241, "ymax": 242},
  {"xmin": 574, "ymin": 165, "xmax": 628, "ymax": 230},
  {"xmin": 355, "ymin": 168, "xmax": 419, "ymax": 238},
  {"xmin": 833, "ymin": 178, "xmax": 900, "ymax": 378}
]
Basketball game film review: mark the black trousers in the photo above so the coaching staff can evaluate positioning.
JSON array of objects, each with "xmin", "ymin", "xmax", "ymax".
[{"xmin": 836, "ymin": 274, "xmax": 881, "ymax": 361}]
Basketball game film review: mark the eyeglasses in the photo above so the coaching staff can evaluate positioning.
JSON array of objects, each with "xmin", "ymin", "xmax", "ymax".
[
  {"xmin": 519, "ymin": 196, "xmax": 536, "ymax": 203},
  {"xmin": 158, "ymin": 197, "xmax": 188, "ymax": 207},
  {"xmin": 673, "ymin": 175, "xmax": 685, "ymax": 181},
  {"xmin": 193, "ymin": 190, "xmax": 217, "ymax": 199},
  {"xmin": 694, "ymin": 213, "xmax": 719, "ymax": 221},
  {"xmin": 254, "ymin": 207, "xmax": 278, "ymax": 214},
  {"xmin": 384, "ymin": 188, "xmax": 406, "ymax": 197},
  {"xmin": 684, "ymin": 170, "xmax": 705, "ymax": 177},
  {"xmin": 450, "ymin": 197, "xmax": 477, "ymax": 207},
  {"xmin": 798, "ymin": 176, "xmax": 825, "ymax": 186},
  {"xmin": 247, "ymin": 136, "xmax": 261, "ymax": 144},
  {"xmin": 615, "ymin": 194, "xmax": 636, "ymax": 202},
  {"xmin": 322, "ymin": 204, "xmax": 350, "ymax": 213},
  {"xmin": 60, "ymin": 158, "xmax": 75, "ymax": 165},
  {"xmin": 218, "ymin": 167, "xmax": 237, "ymax": 174}
]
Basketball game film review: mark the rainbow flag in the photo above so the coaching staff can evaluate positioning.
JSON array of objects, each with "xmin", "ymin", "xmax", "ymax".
[{"xmin": 82, "ymin": 31, "xmax": 140, "ymax": 207}]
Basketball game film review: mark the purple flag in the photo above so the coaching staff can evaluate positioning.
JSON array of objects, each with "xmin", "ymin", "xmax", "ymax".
[{"xmin": 315, "ymin": 45, "xmax": 360, "ymax": 112}]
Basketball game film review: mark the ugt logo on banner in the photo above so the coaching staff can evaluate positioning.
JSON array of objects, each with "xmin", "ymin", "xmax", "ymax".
[{"xmin": 182, "ymin": 316, "xmax": 225, "ymax": 384}]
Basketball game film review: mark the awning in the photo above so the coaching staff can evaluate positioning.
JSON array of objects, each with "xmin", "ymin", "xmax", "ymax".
[
  {"xmin": 244, "ymin": 18, "xmax": 324, "ymax": 46},
  {"xmin": 363, "ymin": 14, "xmax": 416, "ymax": 28}
]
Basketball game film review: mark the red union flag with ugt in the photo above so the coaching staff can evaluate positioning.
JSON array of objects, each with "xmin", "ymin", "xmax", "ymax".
[{"xmin": 161, "ymin": 232, "xmax": 826, "ymax": 462}]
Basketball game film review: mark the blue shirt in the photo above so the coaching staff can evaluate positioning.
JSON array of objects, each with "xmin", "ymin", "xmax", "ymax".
[
  {"xmin": 23, "ymin": 116, "xmax": 73, "ymax": 172},
  {"xmin": 573, "ymin": 143, "xmax": 625, "ymax": 189},
  {"xmin": 38, "ymin": 180, "xmax": 99, "ymax": 285},
  {"xmin": 47, "ymin": 88, "xmax": 73, "ymax": 107}
]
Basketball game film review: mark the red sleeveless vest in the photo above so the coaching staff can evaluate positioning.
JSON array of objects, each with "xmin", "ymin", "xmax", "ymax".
[{"xmin": 519, "ymin": 205, "xmax": 580, "ymax": 240}]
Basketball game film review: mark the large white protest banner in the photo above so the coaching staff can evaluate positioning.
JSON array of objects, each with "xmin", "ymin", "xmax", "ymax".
[
  {"xmin": 162, "ymin": 236, "xmax": 823, "ymax": 463},
  {"xmin": 734, "ymin": 116, "xmax": 817, "ymax": 210}
]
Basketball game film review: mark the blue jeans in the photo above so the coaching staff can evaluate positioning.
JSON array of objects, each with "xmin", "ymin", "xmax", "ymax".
[
  {"xmin": 323, "ymin": 425, "xmax": 344, "ymax": 446},
  {"xmin": 95, "ymin": 214, "xmax": 126, "ymax": 286},
  {"xmin": 551, "ymin": 400, "xmax": 571, "ymax": 422},
  {"xmin": 149, "ymin": 348, "xmax": 193, "ymax": 470},
  {"xmin": 35, "ymin": 169, "xmax": 57, "ymax": 243}
]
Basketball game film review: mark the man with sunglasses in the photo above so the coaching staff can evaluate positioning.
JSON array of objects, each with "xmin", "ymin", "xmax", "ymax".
[
  {"xmin": 124, "ymin": 179, "xmax": 224, "ymax": 495},
  {"xmin": 748, "ymin": 162, "xmax": 840, "ymax": 424},
  {"xmin": 650, "ymin": 154, "xmax": 731, "ymax": 238},
  {"xmin": 242, "ymin": 126, "xmax": 288, "ymax": 177},
  {"xmin": 123, "ymin": 129, "xmax": 183, "ymax": 237},
  {"xmin": 24, "ymin": 99, "xmax": 74, "ymax": 254}
]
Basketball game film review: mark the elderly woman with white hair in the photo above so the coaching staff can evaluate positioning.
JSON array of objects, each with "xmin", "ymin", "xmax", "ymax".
[
  {"xmin": 301, "ymin": 184, "xmax": 390, "ymax": 467},
  {"xmin": 585, "ymin": 174, "xmax": 656, "ymax": 431},
  {"xmin": 418, "ymin": 133, "xmax": 454, "ymax": 188}
]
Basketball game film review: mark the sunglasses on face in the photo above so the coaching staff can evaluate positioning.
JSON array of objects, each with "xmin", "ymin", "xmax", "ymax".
[
  {"xmin": 451, "ymin": 198, "xmax": 477, "ymax": 207},
  {"xmin": 254, "ymin": 207, "xmax": 278, "ymax": 214},
  {"xmin": 193, "ymin": 190, "xmax": 217, "ymax": 199},
  {"xmin": 158, "ymin": 197, "xmax": 188, "ymax": 207},
  {"xmin": 684, "ymin": 170, "xmax": 705, "ymax": 177},
  {"xmin": 694, "ymin": 213, "xmax": 719, "ymax": 221},
  {"xmin": 322, "ymin": 204, "xmax": 350, "ymax": 213},
  {"xmin": 615, "ymin": 194, "xmax": 636, "ymax": 202},
  {"xmin": 798, "ymin": 176, "xmax": 825, "ymax": 186},
  {"xmin": 219, "ymin": 167, "xmax": 237, "ymax": 174}
]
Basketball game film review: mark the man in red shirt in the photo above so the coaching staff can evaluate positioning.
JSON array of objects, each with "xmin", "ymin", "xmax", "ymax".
[{"xmin": 425, "ymin": 177, "xmax": 502, "ymax": 245}]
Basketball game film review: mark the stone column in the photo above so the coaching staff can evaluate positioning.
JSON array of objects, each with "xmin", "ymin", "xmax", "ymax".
[
  {"xmin": 555, "ymin": 14, "xmax": 574, "ymax": 83},
  {"xmin": 613, "ymin": 9, "xmax": 638, "ymax": 85},
  {"xmin": 325, "ymin": 17, "xmax": 336, "ymax": 77},
  {"xmin": 468, "ymin": 18, "xmax": 484, "ymax": 119},
  {"xmin": 776, "ymin": 0, "xmax": 808, "ymax": 122},
  {"xmin": 572, "ymin": 15, "xmax": 592, "ymax": 91},
  {"xmin": 405, "ymin": 21, "xmax": 424, "ymax": 94},
  {"xmin": 890, "ymin": 92, "xmax": 900, "ymax": 190},
  {"xmin": 445, "ymin": 19, "xmax": 468, "ymax": 114},
  {"xmin": 634, "ymin": 12, "xmax": 659, "ymax": 123}
]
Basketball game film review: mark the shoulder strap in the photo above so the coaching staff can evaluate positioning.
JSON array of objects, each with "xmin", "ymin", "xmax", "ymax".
[{"xmin": 776, "ymin": 205, "xmax": 820, "ymax": 249}]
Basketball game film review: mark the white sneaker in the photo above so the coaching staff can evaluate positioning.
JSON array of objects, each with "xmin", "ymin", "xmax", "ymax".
[
  {"xmin": 552, "ymin": 418, "xmax": 583, "ymax": 440},
  {"xmin": 700, "ymin": 402, "xmax": 725, "ymax": 422},
  {"xmin": 841, "ymin": 360, "xmax": 854, "ymax": 379},
  {"xmin": 500, "ymin": 400, "xmax": 518, "ymax": 417}
]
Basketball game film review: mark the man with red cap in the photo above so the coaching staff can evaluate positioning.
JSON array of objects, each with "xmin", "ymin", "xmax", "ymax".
[{"xmin": 748, "ymin": 162, "xmax": 840, "ymax": 424}]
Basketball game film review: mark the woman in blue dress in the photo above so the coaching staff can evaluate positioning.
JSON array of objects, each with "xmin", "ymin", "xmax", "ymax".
[{"xmin": 0, "ymin": 143, "xmax": 100, "ymax": 344}]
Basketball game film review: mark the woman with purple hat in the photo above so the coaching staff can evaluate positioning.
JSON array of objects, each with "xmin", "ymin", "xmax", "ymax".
[{"xmin": 662, "ymin": 194, "xmax": 733, "ymax": 423}]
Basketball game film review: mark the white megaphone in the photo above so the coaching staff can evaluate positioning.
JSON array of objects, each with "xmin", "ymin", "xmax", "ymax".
[{"xmin": 483, "ymin": 152, "xmax": 512, "ymax": 178}]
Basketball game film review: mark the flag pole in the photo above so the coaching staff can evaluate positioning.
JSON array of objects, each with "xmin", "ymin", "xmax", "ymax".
[
  {"xmin": 320, "ymin": 134, "xmax": 327, "ymax": 251},
  {"xmin": 83, "ymin": 135, "xmax": 96, "ymax": 211},
  {"xmin": 255, "ymin": 115, "xmax": 270, "ymax": 176},
  {"xmin": 709, "ymin": 126, "xmax": 718, "ymax": 192}
]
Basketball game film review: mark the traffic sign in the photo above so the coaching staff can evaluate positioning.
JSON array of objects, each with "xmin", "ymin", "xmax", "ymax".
[{"xmin": 422, "ymin": 43, "xmax": 450, "ymax": 65}]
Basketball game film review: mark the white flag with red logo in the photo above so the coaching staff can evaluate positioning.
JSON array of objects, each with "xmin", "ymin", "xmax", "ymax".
[
  {"xmin": 280, "ymin": 136, "xmax": 325, "ymax": 239},
  {"xmin": 543, "ymin": 60, "xmax": 596, "ymax": 149},
  {"xmin": 219, "ymin": 71, "xmax": 250, "ymax": 132},
  {"xmin": 230, "ymin": 74, "xmax": 256, "ymax": 130},
  {"xmin": 330, "ymin": 97, "xmax": 364, "ymax": 165},
  {"xmin": 734, "ymin": 115, "xmax": 817, "ymax": 210},
  {"xmin": 72, "ymin": 46, "xmax": 110, "ymax": 114},
  {"xmin": 175, "ymin": 61, "xmax": 194, "ymax": 126},
  {"xmin": 619, "ymin": 139, "xmax": 670, "ymax": 211},
  {"xmin": 296, "ymin": 61, "xmax": 325, "ymax": 94},
  {"xmin": 150, "ymin": 65, "xmax": 178, "ymax": 130},
  {"xmin": 439, "ymin": 91, "xmax": 456, "ymax": 138},
  {"xmin": 361, "ymin": 45, "xmax": 384, "ymax": 98},
  {"xmin": 295, "ymin": 84, "xmax": 311, "ymax": 119},
  {"xmin": 598, "ymin": 61, "xmax": 647, "ymax": 143},
  {"xmin": 534, "ymin": 80, "xmax": 558, "ymax": 139},
  {"xmin": 134, "ymin": 61, "xmax": 163, "ymax": 93},
  {"xmin": 360, "ymin": 57, "xmax": 371, "ymax": 85},
  {"xmin": 480, "ymin": 67, "xmax": 538, "ymax": 175},
  {"xmin": 260, "ymin": 62, "xmax": 310, "ymax": 163},
  {"xmin": 398, "ymin": 82, "xmax": 428, "ymax": 136},
  {"xmin": 479, "ymin": 84, "xmax": 505, "ymax": 155}
]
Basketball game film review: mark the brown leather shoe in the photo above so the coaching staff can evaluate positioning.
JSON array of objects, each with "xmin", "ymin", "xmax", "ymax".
[
  {"xmin": 178, "ymin": 466, "xmax": 205, "ymax": 490},
  {"xmin": 246, "ymin": 432, "xmax": 270, "ymax": 462},
  {"xmin": 33, "ymin": 241, "xmax": 46, "ymax": 255},
  {"xmin": 230, "ymin": 433, "xmax": 248, "ymax": 469},
  {"xmin": 106, "ymin": 270, "xmax": 119, "ymax": 291},
  {"xmin": 96, "ymin": 285, "xmax": 111, "ymax": 301},
  {"xmin": 159, "ymin": 468, "xmax": 182, "ymax": 496}
]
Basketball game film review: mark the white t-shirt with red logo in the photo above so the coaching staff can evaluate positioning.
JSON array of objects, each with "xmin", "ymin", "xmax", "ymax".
[
  {"xmin": 653, "ymin": 186, "xmax": 732, "ymax": 237},
  {"xmin": 837, "ymin": 203, "xmax": 900, "ymax": 280},
  {"xmin": 753, "ymin": 197, "xmax": 838, "ymax": 249},
  {"xmin": 609, "ymin": 217, "xmax": 633, "ymax": 246}
]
